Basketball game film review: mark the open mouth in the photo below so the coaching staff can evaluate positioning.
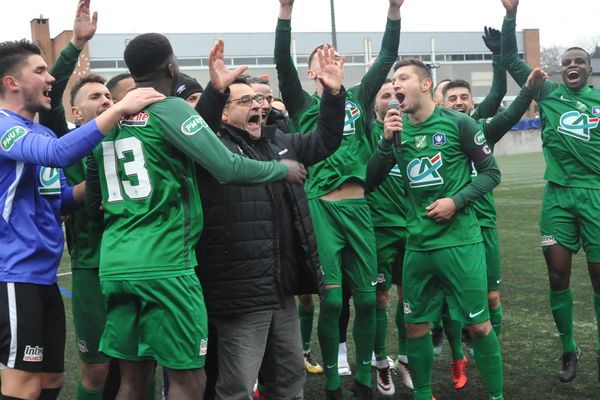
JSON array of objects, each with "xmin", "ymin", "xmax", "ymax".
[
  {"xmin": 247, "ymin": 114, "xmax": 261, "ymax": 129},
  {"xmin": 395, "ymin": 92, "xmax": 406, "ymax": 104},
  {"xmin": 566, "ymin": 70, "xmax": 580, "ymax": 81},
  {"xmin": 43, "ymin": 87, "xmax": 52, "ymax": 99}
]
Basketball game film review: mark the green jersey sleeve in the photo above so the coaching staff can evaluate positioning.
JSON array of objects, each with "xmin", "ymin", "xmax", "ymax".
[
  {"xmin": 151, "ymin": 97, "xmax": 288, "ymax": 184},
  {"xmin": 483, "ymin": 85, "xmax": 535, "ymax": 145},
  {"xmin": 471, "ymin": 54, "xmax": 507, "ymax": 120},
  {"xmin": 501, "ymin": 17, "xmax": 532, "ymax": 87}
]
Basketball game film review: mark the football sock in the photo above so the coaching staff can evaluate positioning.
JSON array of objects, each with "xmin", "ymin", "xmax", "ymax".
[
  {"xmin": 407, "ymin": 332, "xmax": 434, "ymax": 400},
  {"xmin": 490, "ymin": 303, "xmax": 503, "ymax": 337},
  {"xmin": 432, "ymin": 319, "xmax": 443, "ymax": 330},
  {"xmin": 549, "ymin": 288, "xmax": 577, "ymax": 352},
  {"xmin": 472, "ymin": 329, "xmax": 503, "ymax": 399},
  {"xmin": 339, "ymin": 283, "xmax": 352, "ymax": 343},
  {"xmin": 443, "ymin": 315, "xmax": 464, "ymax": 361},
  {"xmin": 396, "ymin": 301, "xmax": 407, "ymax": 355},
  {"xmin": 76, "ymin": 382, "xmax": 103, "ymax": 400},
  {"xmin": 353, "ymin": 290, "xmax": 376, "ymax": 387},
  {"xmin": 298, "ymin": 301, "xmax": 314, "ymax": 353},
  {"xmin": 594, "ymin": 291, "xmax": 600, "ymax": 357},
  {"xmin": 374, "ymin": 307, "xmax": 388, "ymax": 361},
  {"xmin": 318, "ymin": 287, "xmax": 343, "ymax": 390}
]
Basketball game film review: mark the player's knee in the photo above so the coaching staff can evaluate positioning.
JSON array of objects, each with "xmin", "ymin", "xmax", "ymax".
[
  {"xmin": 353, "ymin": 290, "xmax": 376, "ymax": 311},
  {"xmin": 466, "ymin": 321, "xmax": 492, "ymax": 339},
  {"xmin": 41, "ymin": 373, "xmax": 64, "ymax": 391},
  {"xmin": 376, "ymin": 289, "xmax": 389, "ymax": 309},
  {"xmin": 321, "ymin": 288, "xmax": 343, "ymax": 316},
  {"xmin": 297, "ymin": 294, "xmax": 314, "ymax": 309},
  {"xmin": 81, "ymin": 362, "xmax": 109, "ymax": 389},
  {"xmin": 487, "ymin": 291, "xmax": 501, "ymax": 309},
  {"xmin": 405, "ymin": 323, "xmax": 429, "ymax": 339},
  {"xmin": 2, "ymin": 372, "xmax": 43, "ymax": 399}
]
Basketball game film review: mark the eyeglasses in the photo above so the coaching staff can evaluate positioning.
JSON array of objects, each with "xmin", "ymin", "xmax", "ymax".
[{"xmin": 227, "ymin": 94, "xmax": 264, "ymax": 106}]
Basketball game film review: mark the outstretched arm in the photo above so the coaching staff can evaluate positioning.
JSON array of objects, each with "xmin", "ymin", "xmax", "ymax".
[
  {"xmin": 500, "ymin": 0, "xmax": 531, "ymax": 87},
  {"xmin": 472, "ymin": 27, "xmax": 507, "ymax": 119}
]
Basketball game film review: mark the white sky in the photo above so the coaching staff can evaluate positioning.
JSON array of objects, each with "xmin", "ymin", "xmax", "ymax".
[{"xmin": 1, "ymin": 0, "xmax": 598, "ymax": 50}]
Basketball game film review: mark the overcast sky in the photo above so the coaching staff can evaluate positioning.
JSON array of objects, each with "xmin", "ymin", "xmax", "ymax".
[{"xmin": 1, "ymin": 0, "xmax": 598, "ymax": 50}]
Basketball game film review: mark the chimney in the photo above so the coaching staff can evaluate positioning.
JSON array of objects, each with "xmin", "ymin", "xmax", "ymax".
[{"xmin": 30, "ymin": 15, "xmax": 53, "ymax": 65}]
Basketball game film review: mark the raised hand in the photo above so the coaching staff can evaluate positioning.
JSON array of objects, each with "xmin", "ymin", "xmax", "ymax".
[
  {"xmin": 315, "ymin": 45, "xmax": 344, "ymax": 94},
  {"xmin": 279, "ymin": 0, "xmax": 295, "ymax": 6},
  {"xmin": 501, "ymin": 0, "xmax": 518, "ymax": 18},
  {"xmin": 71, "ymin": 0, "xmax": 98, "ymax": 50},
  {"xmin": 281, "ymin": 159, "xmax": 307, "ymax": 184},
  {"xmin": 482, "ymin": 26, "xmax": 501, "ymax": 55},
  {"xmin": 389, "ymin": 0, "xmax": 404, "ymax": 7},
  {"xmin": 526, "ymin": 67, "xmax": 549, "ymax": 91},
  {"xmin": 279, "ymin": 0, "xmax": 295, "ymax": 19},
  {"xmin": 208, "ymin": 39, "xmax": 248, "ymax": 93}
]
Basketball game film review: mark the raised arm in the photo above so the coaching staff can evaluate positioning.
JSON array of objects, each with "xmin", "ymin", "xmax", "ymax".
[
  {"xmin": 275, "ymin": 0, "xmax": 315, "ymax": 119},
  {"xmin": 472, "ymin": 27, "xmax": 507, "ymax": 119},
  {"xmin": 500, "ymin": 0, "xmax": 531, "ymax": 87}
]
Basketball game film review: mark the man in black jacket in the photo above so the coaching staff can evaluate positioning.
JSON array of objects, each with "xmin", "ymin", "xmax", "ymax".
[{"xmin": 195, "ymin": 46, "xmax": 345, "ymax": 400}]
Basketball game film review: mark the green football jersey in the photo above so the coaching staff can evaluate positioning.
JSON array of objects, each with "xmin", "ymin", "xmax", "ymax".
[
  {"xmin": 366, "ymin": 119, "xmax": 407, "ymax": 228},
  {"xmin": 536, "ymin": 83, "xmax": 600, "ymax": 189},
  {"xmin": 396, "ymin": 107, "xmax": 492, "ymax": 251},
  {"xmin": 64, "ymin": 158, "xmax": 103, "ymax": 269},
  {"xmin": 293, "ymin": 91, "xmax": 373, "ymax": 198},
  {"xmin": 95, "ymin": 97, "xmax": 288, "ymax": 280}
]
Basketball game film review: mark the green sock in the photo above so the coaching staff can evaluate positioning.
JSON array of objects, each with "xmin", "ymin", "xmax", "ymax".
[
  {"xmin": 76, "ymin": 382, "xmax": 103, "ymax": 400},
  {"xmin": 490, "ymin": 304, "xmax": 503, "ymax": 337},
  {"xmin": 396, "ymin": 302, "xmax": 407, "ymax": 355},
  {"xmin": 407, "ymin": 333, "xmax": 434, "ymax": 400},
  {"xmin": 374, "ymin": 308, "xmax": 388, "ymax": 361},
  {"xmin": 442, "ymin": 315, "xmax": 464, "ymax": 361},
  {"xmin": 353, "ymin": 290, "xmax": 376, "ymax": 387},
  {"xmin": 472, "ymin": 330, "xmax": 503, "ymax": 400},
  {"xmin": 318, "ymin": 287, "xmax": 343, "ymax": 391},
  {"xmin": 549, "ymin": 288, "xmax": 577, "ymax": 352},
  {"xmin": 298, "ymin": 301, "xmax": 315, "ymax": 352},
  {"xmin": 594, "ymin": 291, "xmax": 600, "ymax": 357},
  {"xmin": 432, "ymin": 319, "xmax": 443, "ymax": 330}
]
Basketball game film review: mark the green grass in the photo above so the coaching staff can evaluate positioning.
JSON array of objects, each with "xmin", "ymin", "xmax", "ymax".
[{"xmin": 56, "ymin": 152, "xmax": 599, "ymax": 399}]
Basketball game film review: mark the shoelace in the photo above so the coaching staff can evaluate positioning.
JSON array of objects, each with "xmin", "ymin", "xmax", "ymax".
[{"xmin": 379, "ymin": 367, "xmax": 391, "ymax": 385}]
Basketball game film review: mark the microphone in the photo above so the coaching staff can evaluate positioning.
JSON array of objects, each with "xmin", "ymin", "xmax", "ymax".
[{"xmin": 387, "ymin": 98, "xmax": 403, "ymax": 150}]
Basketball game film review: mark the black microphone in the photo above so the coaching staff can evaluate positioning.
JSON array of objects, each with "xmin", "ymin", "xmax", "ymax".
[{"xmin": 387, "ymin": 98, "xmax": 403, "ymax": 150}]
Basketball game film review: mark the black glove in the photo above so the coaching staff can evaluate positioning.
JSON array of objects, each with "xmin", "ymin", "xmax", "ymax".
[{"xmin": 482, "ymin": 26, "xmax": 501, "ymax": 54}]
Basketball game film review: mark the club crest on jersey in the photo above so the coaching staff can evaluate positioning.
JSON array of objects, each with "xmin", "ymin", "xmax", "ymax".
[
  {"xmin": 39, "ymin": 167, "xmax": 61, "ymax": 195},
  {"xmin": 403, "ymin": 302, "xmax": 412, "ymax": 315},
  {"xmin": 557, "ymin": 111, "xmax": 599, "ymax": 141},
  {"xmin": 119, "ymin": 112, "xmax": 149, "ymax": 127},
  {"xmin": 343, "ymin": 101, "xmax": 360, "ymax": 136},
  {"xmin": 199, "ymin": 339, "xmax": 208, "ymax": 356},
  {"xmin": 592, "ymin": 106, "xmax": 600, "ymax": 116},
  {"xmin": 181, "ymin": 115, "xmax": 208, "ymax": 136},
  {"xmin": 432, "ymin": 132, "xmax": 446, "ymax": 146},
  {"xmin": 1, "ymin": 126, "xmax": 27, "ymax": 152},
  {"xmin": 406, "ymin": 152, "xmax": 444, "ymax": 188},
  {"xmin": 414, "ymin": 135, "xmax": 427, "ymax": 149}
]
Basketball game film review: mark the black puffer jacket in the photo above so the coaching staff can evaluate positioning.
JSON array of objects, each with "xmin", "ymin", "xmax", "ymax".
[{"xmin": 195, "ymin": 88, "xmax": 346, "ymax": 317}]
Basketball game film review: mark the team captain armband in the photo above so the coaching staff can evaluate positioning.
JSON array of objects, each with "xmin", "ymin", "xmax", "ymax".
[{"xmin": 468, "ymin": 130, "xmax": 493, "ymax": 163}]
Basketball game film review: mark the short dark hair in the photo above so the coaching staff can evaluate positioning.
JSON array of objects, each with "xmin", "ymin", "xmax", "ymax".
[
  {"xmin": 246, "ymin": 75, "xmax": 270, "ymax": 86},
  {"xmin": 308, "ymin": 43, "xmax": 334, "ymax": 69},
  {"xmin": 563, "ymin": 47, "xmax": 591, "ymax": 64},
  {"xmin": 106, "ymin": 73, "xmax": 131, "ymax": 94},
  {"xmin": 433, "ymin": 79, "xmax": 451, "ymax": 93},
  {"xmin": 393, "ymin": 58, "xmax": 432, "ymax": 80},
  {"xmin": 0, "ymin": 40, "xmax": 42, "ymax": 94},
  {"xmin": 70, "ymin": 74, "xmax": 106, "ymax": 106},
  {"xmin": 443, "ymin": 79, "xmax": 472, "ymax": 97},
  {"xmin": 124, "ymin": 33, "xmax": 174, "ymax": 79}
]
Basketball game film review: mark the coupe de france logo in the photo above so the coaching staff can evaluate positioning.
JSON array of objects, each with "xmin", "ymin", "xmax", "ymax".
[
  {"xmin": 406, "ymin": 152, "xmax": 444, "ymax": 188},
  {"xmin": 557, "ymin": 111, "xmax": 599, "ymax": 141},
  {"xmin": 343, "ymin": 101, "xmax": 360, "ymax": 136}
]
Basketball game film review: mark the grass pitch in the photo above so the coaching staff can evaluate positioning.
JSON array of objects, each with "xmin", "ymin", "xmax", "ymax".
[{"xmin": 56, "ymin": 152, "xmax": 599, "ymax": 399}]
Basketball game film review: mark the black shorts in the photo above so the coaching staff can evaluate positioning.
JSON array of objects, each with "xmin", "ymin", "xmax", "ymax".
[{"xmin": 0, "ymin": 282, "xmax": 65, "ymax": 372}]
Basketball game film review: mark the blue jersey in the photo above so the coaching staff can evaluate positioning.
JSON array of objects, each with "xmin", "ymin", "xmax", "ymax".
[{"xmin": 0, "ymin": 109, "xmax": 104, "ymax": 284}]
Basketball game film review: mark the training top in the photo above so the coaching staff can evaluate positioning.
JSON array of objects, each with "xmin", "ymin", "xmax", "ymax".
[
  {"xmin": 92, "ymin": 97, "xmax": 288, "ymax": 280},
  {"xmin": 0, "ymin": 109, "xmax": 104, "ymax": 284},
  {"xmin": 502, "ymin": 16, "xmax": 600, "ymax": 189},
  {"xmin": 368, "ymin": 106, "xmax": 500, "ymax": 251},
  {"xmin": 366, "ymin": 119, "xmax": 407, "ymax": 228},
  {"xmin": 275, "ymin": 17, "xmax": 400, "ymax": 198}
]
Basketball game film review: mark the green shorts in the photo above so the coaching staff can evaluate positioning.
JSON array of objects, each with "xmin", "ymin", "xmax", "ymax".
[
  {"xmin": 308, "ymin": 198, "xmax": 377, "ymax": 293},
  {"xmin": 99, "ymin": 274, "xmax": 207, "ymax": 370},
  {"xmin": 374, "ymin": 226, "xmax": 407, "ymax": 290},
  {"xmin": 540, "ymin": 183, "xmax": 600, "ymax": 262},
  {"xmin": 72, "ymin": 268, "xmax": 110, "ymax": 363},
  {"xmin": 481, "ymin": 227, "xmax": 502, "ymax": 291},
  {"xmin": 403, "ymin": 243, "xmax": 489, "ymax": 325}
]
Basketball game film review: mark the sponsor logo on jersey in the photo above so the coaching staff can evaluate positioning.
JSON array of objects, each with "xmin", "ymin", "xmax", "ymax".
[
  {"xmin": 199, "ymin": 338, "xmax": 208, "ymax": 356},
  {"xmin": 403, "ymin": 302, "xmax": 412, "ymax": 315},
  {"xmin": 39, "ymin": 167, "xmax": 61, "ymax": 195},
  {"xmin": 559, "ymin": 95, "xmax": 573, "ymax": 103},
  {"xmin": 541, "ymin": 235, "xmax": 557, "ymax": 246},
  {"xmin": 77, "ymin": 338, "xmax": 89, "ymax": 353},
  {"xmin": 557, "ymin": 111, "xmax": 599, "ymax": 141},
  {"xmin": 470, "ymin": 160, "xmax": 478, "ymax": 177},
  {"xmin": 343, "ymin": 101, "xmax": 360, "ymax": 136},
  {"xmin": 592, "ymin": 106, "xmax": 600, "ymax": 116},
  {"xmin": 406, "ymin": 152, "xmax": 444, "ymax": 188},
  {"xmin": 377, "ymin": 273, "xmax": 385, "ymax": 284},
  {"xmin": 1, "ymin": 126, "xmax": 27, "ymax": 152},
  {"xmin": 389, "ymin": 163, "xmax": 402, "ymax": 178},
  {"xmin": 415, "ymin": 135, "xmax": 427, "ymax": 149},
  {"xmin": 23, "ymin": 345, "xmax": 43, "ymax": 362},
  {"xmin": 432, "ymin": 132, "xmax": 446, "ymax": 146},
  {"xmin": 474, "ymin": 130, "xmax": 486, "ymax": 145},
  {"xmin": 120, "ymin": 112, "xmax": 149, "ymax": 127},
  {"xmin": 482, "ymin": 144, "xmax": 492, "ymax": 155},
  {"xmin": 181, "ymin": 115, "xmax": 208, "ymax": 136}
]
